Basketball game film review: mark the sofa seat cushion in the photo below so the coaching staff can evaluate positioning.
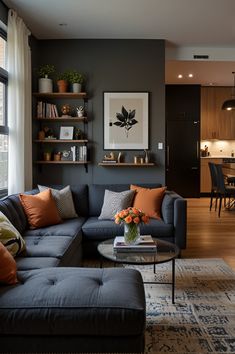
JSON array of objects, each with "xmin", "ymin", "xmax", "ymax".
[
  {"xmin": 82, "ymin": 217, "xmax": 173, "ymax": 241},
  {"xmin": 24, "ymin": 217, "xmax": 85, "ymax": 238},
  {"xmin": 23, "ymin": 236, "xmax": 75, "ymax": 258},
  {"xmin": 16, "ymin": 257, "xmax": 60, "ymax": 271},
  {"xmin": 82, "ymin": 217, "xmax": 125, "ymax": 240},
  {"xmin": 0, "ymin": 267, "xmax": 145, "ymax": 336}
]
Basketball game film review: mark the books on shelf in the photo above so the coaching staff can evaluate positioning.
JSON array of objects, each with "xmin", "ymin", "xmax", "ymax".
[
  {"xmin": 113, "ymin": 235, "xmax": 157, "ymax": 253},
  {"xmin": 37, "ymin": 101, "xmax": 59, "ymax": 118}
]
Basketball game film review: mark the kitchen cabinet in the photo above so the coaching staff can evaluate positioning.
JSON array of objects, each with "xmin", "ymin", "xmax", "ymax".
[
  {"xmin": 201, "ymin": 87, "xmax": 235, "ymax": 140},
  {"xmin": 200, "ymin": 158, "xmax": 222, "ymax": 193}
]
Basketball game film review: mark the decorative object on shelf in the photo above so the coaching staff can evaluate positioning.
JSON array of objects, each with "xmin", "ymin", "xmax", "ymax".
[
  {"xmin": 43, "ymin": 126, "xmax": 54, "ymax": 138},
  {"xmin": 114, "ymin": 207, "xmax": 149, "ymax": 245},
  {"xmin": 104, "ymin": 92, "xmax": 149, "ymax": 150},
  {"xmin": 61, "ymin": 104, "xmax": 71, "ymax": 117},
  {"xmin": 59, "ymin": 126, "xmax": 74, "ymax": 140},
  {"xmin": 222, "ymin": 72, "xmax": 235, "ymax": 110},
  {"xmin": 53, "ymin": 152, "xmax": 61, "ymax": 161},
  {"xmin": 104, "ymin": 151, "xmax": 115, "ymax": 161},
  {"xmin": 144, "ymin": 149, "xmax": 149, "ymax": 163},
  {"xmin": 38, "ymin": 130, "xmax": 45, "ymax": 140},
  {"xmin": 140, "ymin": 157, "xmax": 144, "ymax": 164},
  {"xmin": 56, "ymin": 70, "xmax": 70, "ymax": 93},
  {"xmin": 76, "ymin": 106, "xmax": 85, "ymax": 117},
  {"xmin": 117, "ymin": 152, "xmax": 122, "ymax": 163},
  {"xmin": 74, "ymin": 127, "xmax": 83, "ymax": 140},
  {"xmin": 66, "ymin": 70, "xmax": 85, "ymax": 93},
  {"xmin": 61, "ymin": 150, "xmax": 73, "ymax": 161},
  {"xmin": 43, "ymin": 152, "xmax": 52, "ymax": 161},
  {"xmin": 37, "ymin": 64, "xmax": 55, "ymax": 93},
  {"xmin": 134, "ymin": 156, "xmax": 139, "ymax": 164}
]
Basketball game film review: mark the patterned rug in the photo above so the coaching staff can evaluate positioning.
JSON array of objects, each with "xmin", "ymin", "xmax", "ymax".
[{"xmin": 125, "ymin": 259, "xmax": 235, "ymax": 354}]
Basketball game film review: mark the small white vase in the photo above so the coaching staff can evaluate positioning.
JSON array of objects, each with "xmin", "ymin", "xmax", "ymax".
[
  {"xmin": 39, "ymin": 78, "xmax": 53, "ymax": 93},
  {"xmin": 72, "ymin": 83, "xmax": 82, "ymax": 93}
]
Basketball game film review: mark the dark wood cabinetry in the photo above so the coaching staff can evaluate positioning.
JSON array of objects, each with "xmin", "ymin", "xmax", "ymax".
[{"xmin": 166, "ymin": 85, "xmax": 201, "ymax": 197}]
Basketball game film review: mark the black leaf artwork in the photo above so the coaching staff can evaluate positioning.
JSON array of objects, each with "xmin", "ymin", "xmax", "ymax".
[{"xmin": 113, "ymin": 105, "xmax": 138, "ymax": 137}]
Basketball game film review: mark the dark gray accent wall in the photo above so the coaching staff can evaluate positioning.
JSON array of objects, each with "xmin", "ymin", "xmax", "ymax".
[{"xmin": 33, "ymin": 39, "xmax": 165, "ymax": 186}]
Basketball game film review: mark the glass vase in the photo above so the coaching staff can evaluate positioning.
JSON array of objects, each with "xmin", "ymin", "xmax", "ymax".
[{"xmin": 124, "ymin": 223, "xmax": 140, "ymax": 245}]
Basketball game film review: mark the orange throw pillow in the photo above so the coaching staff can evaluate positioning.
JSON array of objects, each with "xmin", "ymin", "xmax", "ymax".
[
  {"xmin": 0, "ymin": 242, "xmax": 18, "ymax": 284},
  {"xmin": 19, "ymin": 189, "xmax": 62, "ymax": 229},
  {"xmin": 130, "ymin": 185, "xmax": 166, "ymax": 219}
]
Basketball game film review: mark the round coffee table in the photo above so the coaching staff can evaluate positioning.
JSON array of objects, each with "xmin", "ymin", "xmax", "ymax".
[{"xmin": 97, "ymin": 238, "xmax": 180, "ymax": 303}]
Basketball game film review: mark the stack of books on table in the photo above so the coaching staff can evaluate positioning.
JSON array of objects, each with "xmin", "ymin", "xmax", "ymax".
[{"xmin": 113, "ymin": 235, "xmax": 157, "ymax": 253}]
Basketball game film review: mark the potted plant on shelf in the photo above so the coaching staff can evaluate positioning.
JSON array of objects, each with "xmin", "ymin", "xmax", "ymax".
[
  {"xmin": 56, "ymin": 70, "xmax": 70, "ymax": 93},
  {"xmin": 67, "ymin": 70, "xmax": 85, "ymax": 93},
  {"xmin": 37, "ymin": 64, "xmax": 55, "ymax": 93}
]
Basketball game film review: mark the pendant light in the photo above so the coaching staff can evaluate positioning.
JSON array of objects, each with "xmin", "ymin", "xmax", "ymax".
[{"xmin": 222, "ymin": 71, "xmax": 235, "ymax": 110}]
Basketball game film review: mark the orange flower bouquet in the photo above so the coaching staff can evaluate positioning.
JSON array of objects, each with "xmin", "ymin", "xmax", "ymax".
[{"xmin": 114, "ymin": 207, "xmax": 149, "ymax": 245}]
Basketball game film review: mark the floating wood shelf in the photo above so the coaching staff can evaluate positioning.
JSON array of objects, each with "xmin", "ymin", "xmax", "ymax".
[
  {"xmin": 33, "ymin": 92, "xmax": 88, "ymax": 99},
  {"xmin": 35, "ymin": 160, "xmax": 90, "ymax": 164},
  {"xmin": 98, "ymin": 162, "xmax": 155, "ymax": 167},
  {"xmin": 34, "ymin": 139, "xmax": 88, "ymax": 143},
  {"xmin": 34, "ymin": 117, "xmax": 87, "ymax": 122}
]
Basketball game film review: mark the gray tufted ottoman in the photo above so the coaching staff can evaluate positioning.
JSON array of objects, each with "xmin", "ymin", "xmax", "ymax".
[{"xmin": 0, "ymin": 267, "xmax": 146, "ymax": 353}]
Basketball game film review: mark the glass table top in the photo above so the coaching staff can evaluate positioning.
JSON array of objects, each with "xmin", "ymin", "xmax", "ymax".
[{"xmin": 97, "ymin": 238, "xmax": 180, "ymax": 265}]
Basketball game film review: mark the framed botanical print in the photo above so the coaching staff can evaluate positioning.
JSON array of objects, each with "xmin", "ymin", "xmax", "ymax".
[{"xmin": 103, "ymin": 92, "xmax": 149, "ymax": 150}]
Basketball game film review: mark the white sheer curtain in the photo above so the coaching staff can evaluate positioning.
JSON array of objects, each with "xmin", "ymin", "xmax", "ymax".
[{"xmin": 7, "ymin": 9, "xmax": 32, "ymax": 194}]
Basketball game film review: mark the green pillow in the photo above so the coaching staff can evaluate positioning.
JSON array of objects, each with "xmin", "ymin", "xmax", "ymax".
[{"xmin": 0, "ymin": 211, "xmax": 26, "ymax": 257}]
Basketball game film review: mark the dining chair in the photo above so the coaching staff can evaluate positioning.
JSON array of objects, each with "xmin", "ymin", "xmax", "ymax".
[
  {"xmin": 214, "ymin": 163, "xmax": 235, "ymax": 217},
  {"xmin": 208, "ymin": 162, "xmax": 218, "ymax": 211}
]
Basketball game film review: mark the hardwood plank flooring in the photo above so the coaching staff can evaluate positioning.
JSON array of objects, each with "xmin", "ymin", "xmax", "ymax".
[{"xmin": 182, "ymin": 197, "xmax": 235, "ymax": 271}]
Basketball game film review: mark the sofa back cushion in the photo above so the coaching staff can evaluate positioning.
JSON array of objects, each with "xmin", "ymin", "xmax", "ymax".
[
  {"xmin": 89, "ymin": 184, "xmax": 162, "ymax": 217},
  {"xmin": 42, "ymin": 185, "xmax": 89, "ymax": 217},
  {"xmin": 0, "ymin": 194, "xmax": 29, "ymax": 234}
]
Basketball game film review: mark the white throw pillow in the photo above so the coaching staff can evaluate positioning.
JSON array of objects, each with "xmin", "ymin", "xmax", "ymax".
[
  {"xmin": 0, "ymin": 211, "xmax": 26, "ymax": 257},
  {"xmin": 38, "ymin": 185, "xmax": 78, "ymax": 219},
  {"xmin": 98, "ymin": 189, "xmax": 135, "ymax": 220}
]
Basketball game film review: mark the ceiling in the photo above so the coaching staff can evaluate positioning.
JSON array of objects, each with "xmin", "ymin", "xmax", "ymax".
[{"xmin": 3, "ymin": 0, "xmax": 235, "ymax": 85}]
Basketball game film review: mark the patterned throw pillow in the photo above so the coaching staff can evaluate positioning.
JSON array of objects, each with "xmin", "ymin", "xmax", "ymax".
[
  {"xmin": 98, "ymin": 189, "xmax": 135, "ymax": 220},
  {"xmin": 0, "ymin": 211, "xmax": 26, "ymax": 257},
  {"xmin": 0, "ymin": 242, "xmax": 18, "ymax": 284},
  {"xmin": 38, "ymin": 185, "xmax": 78, "ymax": 219}
]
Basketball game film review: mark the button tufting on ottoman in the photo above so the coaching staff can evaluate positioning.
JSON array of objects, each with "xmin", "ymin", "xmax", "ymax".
[{"xmin": 0, "ymin": 267, "xmax": 146, "ymax": 353}]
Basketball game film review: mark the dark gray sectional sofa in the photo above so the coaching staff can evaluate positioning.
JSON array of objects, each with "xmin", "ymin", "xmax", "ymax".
[{"xmin": 0, "ymin": 183, "xmax": 187, "ymax": 353}]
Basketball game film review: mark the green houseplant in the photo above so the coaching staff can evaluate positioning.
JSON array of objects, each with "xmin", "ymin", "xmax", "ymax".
[
  {"xmin": 38, "ymin": 64, "xmax": 55, "ymax": 93},
  {"xmin": 67, "ymin": 70, "xmax": 85, "ymax": 93},
  {"xmin": 56, "ymin": 70, "xmax": 71, "ymax": 93}
]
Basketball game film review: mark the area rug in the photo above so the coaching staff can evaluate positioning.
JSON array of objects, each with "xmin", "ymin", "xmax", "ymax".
[{"xmin": 125, "ymin": 258, "xmax": 235, "ymax": 354}]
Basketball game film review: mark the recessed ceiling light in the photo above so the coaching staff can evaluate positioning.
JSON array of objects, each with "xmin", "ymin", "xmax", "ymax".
[
  {"xmin": 188, "ymin": 74, "xmax": 193, "ymax": 78},
  {"xmin": 178, "ymin": 74, "xmax": 183, "ymax": 79}
]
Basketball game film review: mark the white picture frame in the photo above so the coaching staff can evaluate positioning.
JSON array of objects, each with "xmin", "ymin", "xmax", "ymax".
[
  {"xmin": 104, "ymin": 92, "xmax": 149, "ymax": 150},
  {"xmin": 59, "ymin": 126, "xmax": 74, "ymax": 140}
]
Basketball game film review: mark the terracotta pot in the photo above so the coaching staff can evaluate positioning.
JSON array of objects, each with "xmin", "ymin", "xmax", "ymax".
[{"xmin": 57, "ymin": 80, "xmax": 68, "ymax": 93}]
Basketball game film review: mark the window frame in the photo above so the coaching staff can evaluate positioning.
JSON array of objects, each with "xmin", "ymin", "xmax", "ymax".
[{"xmin": 0, "ymin": 28, "xmax": 8, "ymax": 197}]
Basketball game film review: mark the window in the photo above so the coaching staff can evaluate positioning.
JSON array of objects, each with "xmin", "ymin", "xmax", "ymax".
[{"xmin": 0, "ymin": 29, "xmax": 8, "ymax": 198}]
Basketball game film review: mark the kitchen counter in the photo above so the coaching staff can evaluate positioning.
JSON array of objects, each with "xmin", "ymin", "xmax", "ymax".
[{"xmin": 201, "ymin": 156, "xmax": 233, "ymax": 159}]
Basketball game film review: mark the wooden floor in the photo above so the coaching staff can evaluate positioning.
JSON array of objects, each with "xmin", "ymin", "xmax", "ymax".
[{"xmin": 182, "ymin": 197, "xmax": 235, "ymax": 271}]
